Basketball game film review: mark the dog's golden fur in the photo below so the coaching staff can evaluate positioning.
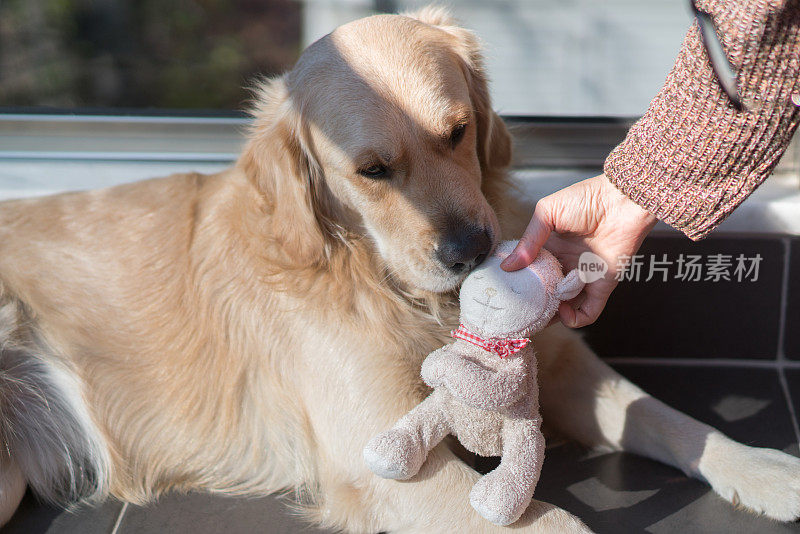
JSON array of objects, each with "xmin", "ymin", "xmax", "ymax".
[{"xmin": 1, "ymin": 7, "xmax": 799, "ymax": 533}]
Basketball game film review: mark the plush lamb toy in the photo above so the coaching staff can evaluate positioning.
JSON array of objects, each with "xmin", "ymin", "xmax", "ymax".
[{"xmin": 363, "ymin": 240, "xmax": 584, "ymax": 526}]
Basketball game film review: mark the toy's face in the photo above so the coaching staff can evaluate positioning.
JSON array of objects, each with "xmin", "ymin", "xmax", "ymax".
[{"xmin": 459, "ymin": 255, "xmax": 550, "ymax": 337}]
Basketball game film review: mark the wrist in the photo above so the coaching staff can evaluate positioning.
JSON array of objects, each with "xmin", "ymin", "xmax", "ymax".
[{"xmin": 599, "ymin": 174, "xmax": 658, "ymax": 233}]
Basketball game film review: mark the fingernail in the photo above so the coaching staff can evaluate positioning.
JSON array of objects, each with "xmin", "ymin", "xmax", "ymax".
[{"xmin": 500, "ymin": 252, "xmax": 518, "ymax": 269}]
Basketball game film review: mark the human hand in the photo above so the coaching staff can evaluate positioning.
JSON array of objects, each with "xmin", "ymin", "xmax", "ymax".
[{"xmin": 501, "ymin": 175, "xmax": 657, "ymax": 328}]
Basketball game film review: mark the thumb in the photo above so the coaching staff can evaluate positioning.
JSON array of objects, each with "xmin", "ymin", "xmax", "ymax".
[{"xmin": 501, "ymin": 200, "xmax": 553, "ymax": 271}]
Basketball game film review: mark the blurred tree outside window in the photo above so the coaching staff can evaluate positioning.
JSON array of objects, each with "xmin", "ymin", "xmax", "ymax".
[{"xmin": 0, "ymin": 0, "xmax": 302, "ymax": 112}]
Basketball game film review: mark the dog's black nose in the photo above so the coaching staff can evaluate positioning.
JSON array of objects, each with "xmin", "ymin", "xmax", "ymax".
[{"xmin": 436, "ymin": 224, "xmax": 492, "ymax": 274}]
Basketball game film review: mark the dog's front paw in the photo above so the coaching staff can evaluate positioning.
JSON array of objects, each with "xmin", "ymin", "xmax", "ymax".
[
  {"xmin": 699, "ymin": 433, "xmax": 800, "ymax": 521},
  {"xmin": 363, "ymin": 428, "xmax": 426, "ymax": 480}
]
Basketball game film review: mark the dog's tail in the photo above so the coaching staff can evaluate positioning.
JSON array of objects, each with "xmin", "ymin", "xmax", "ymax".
[{"xmin": 0, "ymin": 288, "xmax": 111, "ymax": 507}]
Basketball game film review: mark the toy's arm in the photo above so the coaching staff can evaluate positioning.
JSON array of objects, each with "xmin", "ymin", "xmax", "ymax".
[
  {"xmin": 421, "ymin": 346, "xmax": 527, "ymax": 410},
  {"xmin": 420, "ymin": 346, "xmax": 457, "ymax": 388}
]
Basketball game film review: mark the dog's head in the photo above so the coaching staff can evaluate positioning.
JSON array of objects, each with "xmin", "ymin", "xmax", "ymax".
[{"xmin": 240, "ymin": 7, "xmax": 511, "ymax": 293}]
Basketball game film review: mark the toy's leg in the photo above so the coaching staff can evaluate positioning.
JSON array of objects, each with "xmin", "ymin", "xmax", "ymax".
[
  {"xmin": 363, "ymin": 388, "xmax": 451, "ymax": 480},
  {"xmin": 302, "ymin": 342, "xmax": 592, "ymax": 533},
  {"xmin": 469, "ymin": 416, "xmax": 545, "ymax": 526}
]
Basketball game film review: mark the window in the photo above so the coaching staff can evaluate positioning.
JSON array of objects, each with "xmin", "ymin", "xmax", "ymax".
[
  {"xmin": 0, "ymin": 0, "xmax": 796, "ymax": 234},
  {"xmin": 0, "ymin": 0, "xmax": 301, "ymax": 112},
  {"xmin": 307, "ymin": 0, "xmax": 691, "ymax": 117},
  {"xmin": 1, "ymin": 0, "xmax": 690, "ymax": 117}
]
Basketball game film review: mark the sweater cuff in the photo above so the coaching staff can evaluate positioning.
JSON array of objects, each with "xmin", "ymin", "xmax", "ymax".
[{"xmin": 604, "ymin": 0, "xmax": 800, "ymax": 240}]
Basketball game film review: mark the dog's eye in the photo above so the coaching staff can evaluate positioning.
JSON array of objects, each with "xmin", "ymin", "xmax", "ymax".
[
  {"xmin": 359, "ymin": 164, "xmax": 389, "ymax": 179},
  {"xmin": 450, "ymin": 124, "xmax": 467, "ymax": 148}
]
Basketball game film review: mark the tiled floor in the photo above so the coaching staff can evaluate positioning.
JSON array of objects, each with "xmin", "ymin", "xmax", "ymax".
[
  {"xmin": 784, "ymin": 238, "xmax": 800, "ymax": 359},
  {"xmin": 534, "ymin": 363, "xmax": 800, "ymax": 534},
  {"xmin": 6, "ymin": 362, "xmax": 800, "ymax": 533},
  {"xmin": 4, "ymin": 491, "xmax": 329, "ymax": 534}
]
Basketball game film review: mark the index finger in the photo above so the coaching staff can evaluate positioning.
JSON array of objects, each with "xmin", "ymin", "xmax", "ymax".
[{"xmin": 501, "ymin": 201, "xmax": 554, "ymax": 271}]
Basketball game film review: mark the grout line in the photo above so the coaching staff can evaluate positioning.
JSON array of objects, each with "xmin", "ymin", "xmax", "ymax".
[
  {"xmin": 602, "ymin": 357, "xmax": 800, "ymax": 369},
  {"xmin": 777, "ymin": 237, "xmax": 791, "ymax": 363},
  {"xmin": 778, "ymin": 368, "xmax": 800, "ymax": 445},
  {"xmin": 776, "ymin": 238, "xmax": 800, "ymax": 445},
  {"xmin": 110, "ymin": 502, "xmax": 128, "ymax": 534}
]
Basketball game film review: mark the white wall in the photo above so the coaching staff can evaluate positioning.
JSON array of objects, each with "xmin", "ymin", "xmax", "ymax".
[{"xmin": 302, "ymin": 0, "xmax": 692, "ymax": 116}]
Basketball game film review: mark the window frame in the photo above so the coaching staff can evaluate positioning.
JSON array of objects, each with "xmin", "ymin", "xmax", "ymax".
[{"xmin": 1, "ymin": 113, "xmax": 798, "ymax": 235}]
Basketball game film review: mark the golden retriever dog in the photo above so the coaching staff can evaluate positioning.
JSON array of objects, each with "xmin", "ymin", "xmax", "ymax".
[{"xmin": 0, "ymin": 7, "xmax": 799, "ymax": 533}]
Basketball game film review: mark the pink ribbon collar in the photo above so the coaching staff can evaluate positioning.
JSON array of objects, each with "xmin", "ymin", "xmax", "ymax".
[{"xmin": 451, "ymin": 324, "xmax": 529, "ymax": 358}]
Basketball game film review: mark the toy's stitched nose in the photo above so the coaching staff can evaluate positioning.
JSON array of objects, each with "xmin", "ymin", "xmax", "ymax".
[{"xmin": 484, "ymin": 287, "xmax": 497, "ymax": 297}]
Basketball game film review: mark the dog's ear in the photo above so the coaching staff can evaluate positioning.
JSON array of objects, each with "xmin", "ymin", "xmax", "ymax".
[
  {"xmin": 403, "ymin": 5, "xmax": 458, "ymax": 27},
  {"xmin": 406, "ymin": 8, "xmax": 512, "ymax": 179},
  {"xmin": 238, "ymin": 77, "xmax": 338, "ymax": 266}
]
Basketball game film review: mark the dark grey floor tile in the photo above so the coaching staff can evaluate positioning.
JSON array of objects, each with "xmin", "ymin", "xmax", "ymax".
[
  {"xmin": 582, "ymin": 235, "xmax": 784, "ymax": 359},
  {"xmin": 536, "ymin": 443, "xmax": 706, "ymax": 534},
  {"xmin": 536, "ymin": 443, "xmax": 800, "ymax": 534},
  {"xmin": 544, "ymin": 364, "xmax": 800, "ymax": 533},
  {"xmin": 481, "ymin": 365, "xmax": 800, "ymax": 533},
  {"xmin": 644, "ymin": 491, "xmax": 800, "ymax": 534},
  {"xmin": 117, "ymin": 492, "xmax": 332, "ymax": 534},
  {"xmin": 611, "ymin": 364, "xmax": 797, "ymax": 449},
  {"xmin": 3, "ymin": 490, "xmax": 122, "ymax": 534},
  {"xmin": 785, "ymin": 238, "xmax": 800, "ymax": 359},
  {"xmin": 781, "ymin": 369, "xmax": 800, "ymax": 427}
]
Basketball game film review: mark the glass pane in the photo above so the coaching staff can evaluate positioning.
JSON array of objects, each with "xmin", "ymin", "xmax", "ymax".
[
  {"xmin": 0, "ymin": 0, "xmax": 691, "ymax": 116},
  {"xmin": 370, "ymin": 0, "xmax": 691, "ymax": 117}
]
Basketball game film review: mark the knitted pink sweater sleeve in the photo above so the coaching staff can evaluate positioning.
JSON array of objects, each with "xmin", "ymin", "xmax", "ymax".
[{"xmin": 603, "ymin": 0, "xmax": 800, "ymax": 240}]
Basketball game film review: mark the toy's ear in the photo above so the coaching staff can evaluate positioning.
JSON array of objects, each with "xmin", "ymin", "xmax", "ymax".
[{"xmin": 555, "ymin": 270, "xmax": 584, "ymax": 301}]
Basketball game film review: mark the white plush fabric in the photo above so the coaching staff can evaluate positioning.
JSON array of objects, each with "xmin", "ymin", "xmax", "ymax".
[{"xmin": 364, "ymin": 240, "xmax": 584, "ymax": 525}]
